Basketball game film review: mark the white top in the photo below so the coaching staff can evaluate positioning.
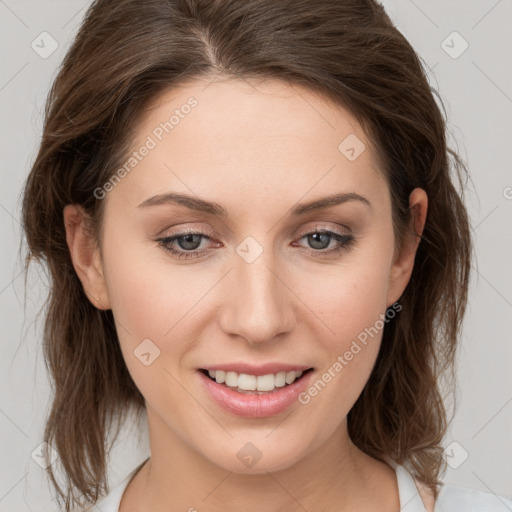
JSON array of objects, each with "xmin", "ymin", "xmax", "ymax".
[{"xmin": 93, "ymin": 457, "xmax": 512, "ymax": 511}]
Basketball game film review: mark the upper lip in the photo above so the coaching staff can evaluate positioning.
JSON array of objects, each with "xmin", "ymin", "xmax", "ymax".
[{"xmin": 200, "ymin": 363, "xmax": 313, "ymax": 376}]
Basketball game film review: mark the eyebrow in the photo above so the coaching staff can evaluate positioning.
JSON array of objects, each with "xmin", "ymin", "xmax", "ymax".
[{"xmin": 137, "ymin": 191, "xmax": 371, "ymax": 216}]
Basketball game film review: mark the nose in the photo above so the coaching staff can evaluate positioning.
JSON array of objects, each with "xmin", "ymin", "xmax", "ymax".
[{"xmin": 218, "ymin": 247, "xmax": 295, "ymax": 346}]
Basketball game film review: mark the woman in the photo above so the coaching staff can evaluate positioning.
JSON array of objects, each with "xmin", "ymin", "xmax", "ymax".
[{"xmin": 21, "ymin": 0, "xmax": 512, "ymax": 511}]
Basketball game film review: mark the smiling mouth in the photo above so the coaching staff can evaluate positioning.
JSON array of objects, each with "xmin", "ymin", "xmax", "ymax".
[{"xmin": 199, "ymin": 368, "xmax": 314, "ymax": 394}]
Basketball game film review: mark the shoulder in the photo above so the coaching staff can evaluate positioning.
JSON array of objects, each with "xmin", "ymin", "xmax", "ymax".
[{"xmin": 435, "ymin": 482, "xmax": 512, "ymax": 511}]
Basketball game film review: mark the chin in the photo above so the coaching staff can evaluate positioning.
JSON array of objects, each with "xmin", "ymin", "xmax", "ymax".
[{"xmin": 201, "ymin": 436, "xmax": 312, "ymax": 475}]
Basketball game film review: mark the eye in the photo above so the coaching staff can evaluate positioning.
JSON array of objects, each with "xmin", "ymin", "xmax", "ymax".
[
  {"xmin": 156, "ymin": 227, "xmax": 356, "ymax": 260},
  {"xmin": 293, "ymin": 228, "xmax": 355, "ymax": 258},
  {"xmin": 156, "ymin": 227, "xmax": 219, "ymax": 260}
]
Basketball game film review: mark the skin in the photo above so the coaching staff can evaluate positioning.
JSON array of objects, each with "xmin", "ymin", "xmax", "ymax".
[{"xmin": 64, "ymin": 77, "xmax": 430, "ymax": 512}]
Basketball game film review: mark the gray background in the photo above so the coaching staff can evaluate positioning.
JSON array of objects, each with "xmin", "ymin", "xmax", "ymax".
[{"xmin": 1, "ymin": 0, "xmax": 511, "ymax": 510}]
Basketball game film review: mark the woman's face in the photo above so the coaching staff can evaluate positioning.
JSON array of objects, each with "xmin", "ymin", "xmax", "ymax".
[{"xmin": 84, "ymin": 78, "xmax": 422, "ymax": 473}]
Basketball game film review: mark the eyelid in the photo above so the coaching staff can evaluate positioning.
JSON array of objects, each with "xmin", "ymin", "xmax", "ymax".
[
  {"xmin": 295, "ymin": 223, "xmax": 351, "ymax": 238},
  {"xmin": 158, "ymin": 225, "xmax": 219, "ymax": 239}
]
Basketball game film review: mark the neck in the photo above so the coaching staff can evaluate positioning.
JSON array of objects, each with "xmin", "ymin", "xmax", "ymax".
[{"xmin": 124, "ymin": 409, "xmax": 399, "ymax": 512}]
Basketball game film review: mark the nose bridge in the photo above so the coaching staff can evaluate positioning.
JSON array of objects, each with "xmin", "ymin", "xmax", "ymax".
[{"xmin": 218, "ymin": 242, "xmax": 294, "ymax": 344}]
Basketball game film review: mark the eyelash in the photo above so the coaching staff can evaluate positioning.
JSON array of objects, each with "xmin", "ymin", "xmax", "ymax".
[{"xmin": 156, "ymin": 227, "xmax": 356, "ymax": 260}]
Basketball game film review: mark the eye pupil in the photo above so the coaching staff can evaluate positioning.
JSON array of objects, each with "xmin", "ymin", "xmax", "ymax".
[
  {"xmin": 308, "ymin": 232, "xmax": 330, "ymax": 250},
  {"xmin": 178, "ymin": 234, "xmax": 202, "ymax": 250}
]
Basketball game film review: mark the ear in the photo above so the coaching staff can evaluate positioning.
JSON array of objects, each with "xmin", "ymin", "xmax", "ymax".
[
  {"xmin": 386, "ymin": 188, "xmax": 428, "ymax": 308},
  {"xmin": 63, "ymin": 204, "xmax": 111, "ymax": 310}
]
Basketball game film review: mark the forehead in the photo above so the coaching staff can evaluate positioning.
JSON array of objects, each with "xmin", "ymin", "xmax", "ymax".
[
  {"xmin": 135, "ymin": 77, "xmax": 369, "ymax": 155},
  {"xmin": 109, "ymin": 77, "xmax": 388, "ymax": 215}
]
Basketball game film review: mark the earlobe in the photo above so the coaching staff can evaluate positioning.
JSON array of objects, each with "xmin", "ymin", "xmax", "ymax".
[
  {"xmin": 63, "ymin": 204, "xmax": 111, "ymax": 310},
  {"xmin": 386, "ymin": 188, "xmax": 428, "ymax": 308}
]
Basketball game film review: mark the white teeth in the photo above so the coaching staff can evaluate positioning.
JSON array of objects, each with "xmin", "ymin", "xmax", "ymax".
[
  {"xmin": 225, "ymin": 371, "xmax": 238, "ymax": 387},
  {"xmin": 285, "ymin": 371, "xmax": 296, "ymax": 384},
  {"xmin": 206, "ymin": 369, "xmax": 306, "ymax": 391},
  {"xmin": 256, "ymin": 374, "xmax": 275, "ymax": 392},
  {"xmin": 238, "ymin": 373, "xmax": 257, "ymax": 391},
  {"xmin": 274, "ymin": 371, "xmax": 287, "ymax": 387}
]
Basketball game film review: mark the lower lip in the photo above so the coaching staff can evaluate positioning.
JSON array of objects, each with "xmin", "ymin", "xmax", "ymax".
[{"xmin": 198, "ymin": 370, "xmax": 313, "ymax": 418}]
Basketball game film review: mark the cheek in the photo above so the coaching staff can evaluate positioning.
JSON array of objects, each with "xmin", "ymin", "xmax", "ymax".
[
  {"xmin": 99, "ymin": 227, "xmax": 182, "ymax": 364},
  {"xmin": 101, "ymin": 211, "xmax": 199, "ymax": 335},
  {"xmin": 292, "ymin": 247, "xmax": 393, "ymax": 406},
  {"xmin": 296, "ymin": 255, "xmax": 392, "ymax": 349},
  {"xmin": 101, "ymin": 246, "xmax": 204, "ymax": 418},
  {"xmin": 101, "ymin": 230, "xmax": 230, "ymax": 398}
]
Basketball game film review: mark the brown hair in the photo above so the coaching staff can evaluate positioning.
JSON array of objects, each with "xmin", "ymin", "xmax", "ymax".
[{"xmin": 21, "ymin": 0, "xmax": 472, "ymax": 510}]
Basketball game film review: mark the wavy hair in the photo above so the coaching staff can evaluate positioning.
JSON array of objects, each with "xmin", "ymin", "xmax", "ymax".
[{"xmin": 21, "ymin": 0, "xmax": 472, "ymax": 510}]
